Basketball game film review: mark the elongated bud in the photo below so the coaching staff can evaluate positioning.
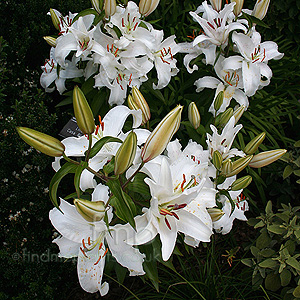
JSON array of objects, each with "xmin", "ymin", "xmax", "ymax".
[
  {"xmin": 114, "ymin": 131, "xmax": 137, "ymax": 175},
  {"xmin": 74, "ymin": 199, "xmax": 105, "ymax": 222},
  {"xmin": 17, "ymin": 127, "xmax": 65, "ymax": 157},
  {"xmin": 215, "ymin": 108, "xmax": 233, "ymax": 128},
  {"xmin": 73, "ymin": 86, "xmax": 95, "ymax": 135},
  {"xmin": 104, "ymin": 0, "xmax": 116, "ymax": 17},
  {"xmin": 188, "ymin": 102, "xmax": 201, "ymax": 129},
  {"xmin": 128, "ymin": 94, "xmax": 139, "ymax": 111},
  {"xmin": 139, "ymin": 0, "xmax": 160, "ymax": 16},
  {"xmin": 226, "ymin": 155, "xmax": 253, "ymax": 177},
  {"xmin": 252, "ymin": 0, "xmax": 270, "ymax": 20},
  {"xmin": 212, "ymin": 150, "xmax": 223, "ymax": 170},
  {"xmin": 222, "ymin": 158, "xmax": 233, "ymax": 175},
  {"xmin": 231, "ymin": 175, "xmax": 252, "ymax": 191},
  {"xmin": 209, "ymin": 0, "xmax": 222, "ymax": 11},
  {"xmin": 214, "ymin": 91, "xmax": 224, "ymax": 113},
  {"xmin": 132, "ymin": 86, "xmax": 151, "ymax": 125},
  {"xmin": 233, "ymin": 105, "xmax": 245, "ymax": 125},
  {"xmin": 249, "ymin": 149, "xmax": 287, "ymax": 168},
  {"xmin": 141, "ymin": 105, "xmax": 183, "ymax": 163},
  {"xmin": 244, "ymin": 132, "xmax": 266, "ymax": 155},
  {"xmin": 91, "ymin": 0, "xmax": 104, "ymax": 14},
  {"xmin": 207, "ymin": 208, "xmax": 225, "ymax": 222},
  {"xmin": 43, "ymin": 36, "xmax": 57, "ymax": 47},
  {"xmin": 231, "ymin": 0, "xmax": 244, "ymax": 16},
  {"xmin": 49, "ymin": 8, "xmax": 60, "ymax": 30}
]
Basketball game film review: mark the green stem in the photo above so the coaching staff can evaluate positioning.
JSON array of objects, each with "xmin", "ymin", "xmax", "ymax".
[
  {"xmin": 121, "ymin": 161, "xmax": 145, "ymax": 189},
  {"xmin": 85, "ymin": 133, "xmax": 93, "ymax": 162}
]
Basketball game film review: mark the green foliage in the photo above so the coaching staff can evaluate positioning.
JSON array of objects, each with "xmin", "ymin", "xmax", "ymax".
[{"xmin": 242, "ymin": 201, "xmax": 300, "ymax": 299}]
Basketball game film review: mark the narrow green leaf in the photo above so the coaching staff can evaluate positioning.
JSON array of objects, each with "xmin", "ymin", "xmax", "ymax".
[
  {"xmin": 286, "ymin": 257, "xmax": 300, "ymax": 271},
  {"xmin": 74, "ymin": 161, "xmax": 88, "ymax": 196},
  {"xmin": 72, "ymin": 9, "xmax": 98, "ymax": 24},
  {"xmin": 88, "ymin": 136, "xmax": 122, "ymax": 158},
  {"xmin": 267, "ymin": 224, "xmax": 286, "ymax": 235},
  {"xmin": 259, "ymin": 258, "xmax": 277, "ymax": 268}
]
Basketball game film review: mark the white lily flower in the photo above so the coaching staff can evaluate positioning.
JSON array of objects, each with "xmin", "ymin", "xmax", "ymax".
[
  {"xmin": 206, "ymin": 116, "xmax": 245, "ymax": 160},
  {"xmin": 48, "ymin": 9, "xmax": 77, "ymax": 36},
  {"xmin": 223, "ymin": 32, "xmax": 284, "ymax": 96},
  {"xmin": 40, "ymin": 48, "xmax": 83, "ymax": 94},
  {"xmin": 52, "ymin": 106, "xmax": 149, "ymax": 191},
  {"xmin": 126, "ymin": 157, "xmax": 212, "ymax": 261},
  {"xmin": 50, "ymin": 184, "xmax": 145, "ymax": 296},
  {"xmin": 194, "ymin": 56, "xmax": 248, "ymax": 116}
]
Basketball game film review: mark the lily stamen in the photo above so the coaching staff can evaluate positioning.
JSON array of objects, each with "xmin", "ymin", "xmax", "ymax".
[{"xmin": 165, "ymin": 217, "xmax": 171, "ymax": 230}]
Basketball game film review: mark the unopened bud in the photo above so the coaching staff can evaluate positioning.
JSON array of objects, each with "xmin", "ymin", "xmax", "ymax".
[
  {"xmin": 188, "ymin": 102, "xmax": 201, "ymax": 130},
  {"xmin": 252, "ymin": 0, "xmax": 270, "ymax": 20},
  {"xmin": 212, "ymin": 150, "xmax": 223, "ymax": 170},
  {"xmin": 73, "ymin": 86, "xmax": 95, "ymax": 134},
  {"xmin": 91, "ymin": 0, "xmax": 104, "ymax": 14},
  {"xmin": 233, "ymin": 105, "xmax": 245, "ymax": 125},
  {"xmin": 249, "ymin": 149, "xmax": 287, "ymax": 168},
  {"xmin": 104, "ymin": 0, "xmax": 116, "ymax": 17},
  {"xmin": 216, "ymin": 108, "xmax": 233, "ymax": 128},
  {"xmin": 114, "ymin": 131, "xmax": 137, "ymax": 175},
  {"xmin": 244, "ymin": 132, "xmax": 266, "ymax": 155},
  {"xmin": 231, "ymin": 175, "xmax": 252, "ymax": 191},
  {"xmin": 226, "ymin": 155, "xmax": 253, "ymax": 177},
  {"xmin": 207, "ymin": 208, "xmax": 225, "ymax": 222},
  {"xmin": 139, "ymin": 0, "xmax": 160, "ymax": 16},
  {"xmin": 43, "ymin": 36, "xmax": 57, "ymax": 48},
  {"xmin": 74, "ymin": 199, "xmax": 105, "ymax": 222},
  {"xmin": 209, "ymin": 0, "xmax": 222, "ymax": 11},
  {"xmin": 49, "ymin": 8, "xmax": 60, "ymax": 30},
  {"xmin": 141, "ymin": 105, "xmax": 183, "ymax": 163},
  {"xmin": 128, "ymin": 95, "xmax": 139, "ymax": 111},
  {"xmin": 132, "ymin": 86, "xmax": 151, "ymax": 125},
  {"xmin": 17, "ymin": 127, "xmax": 65, "ymax": 157},
  {"xmin": 231, "ymin": 0, "xmax": 244, "ymax": 16},
  {"xmin": 221, "ymin": 158, "xmax": 233, "ymax": 175},
  {"xmin": 214, "ymin": 91, "xmax": 224, "ymax": 113}
]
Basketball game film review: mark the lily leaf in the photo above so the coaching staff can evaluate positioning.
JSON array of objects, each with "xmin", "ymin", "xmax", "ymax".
[
  {"xmin": 72, "ymin": 9, "xmax": 98, "ymax": 24},
  {"xmin": 88, "ymin": 136, "xmax": 122, "ymax": 158},
  {"xmin": 74, "ymin": 161, "xmax": 88, "ymax": 196}
]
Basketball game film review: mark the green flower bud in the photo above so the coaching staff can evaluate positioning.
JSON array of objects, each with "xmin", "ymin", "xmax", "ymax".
[
  {"xmin": 214, "ymin": 91, "xmax": 224, "ymax": 113},
  {"xmin": 216, "ymin": 108, "xmax": 233, "ymax": 128},
  {"xmin": 43, "ymin": 36, "xmax": 57, "ymax": 47},
  {"xmin": 132, "ymin": 86, "xmax": 151, "ymax": 125},
  {"xmin": 249, "ymin": 149, "xmax": 287, "ymax": 168},
  {"xmin": 114, "ymin": 131, "xmax": 137, "ymax": 175},
  {"xmin": 49, "ymin": 8, "xmax": 60, "ymax": 30},
  {"xmin": 141, "ymin": 105, "xmax": 183, "ymax": 163},
  {"xmin": 226, "ymin": 155, "xmax": 253, "ymax": 177},
  {"xmin": 212, "ymin": 150, "xmax": 223, "ymax": 170},
  {"xmin": 104, "ymin": 0, "xmax": 116, "ymax": 17},
  {"xmin": 209, "ymin": 0, "xmax": 222, "ymax": 11},
  {"xmin": 188, "ymin": 102, "xmax": 201, "ymax": 130},
  {"xmin": 91, "ymin": 0, "xmax": 104, "ymax": 14},
  {"xmin": 73, "ymin": 86, "xmax": 95, "ymax": 135},
  {"xmin": 139, "ymin": 0, "xmax": 160, "ymax": 16},
  {"xmin": 17, "ymin": 127, "xmax": 65, "ymax": 157},
  {"xmin": 74, "ymin": 199, "xmax": 106, "ymax": 222},
  {"xmin": 221, "ymin": 158, "xmax": 233, "ymax": 175},
  {"xmin": 252, "ymin": 0, "xmax": 270, "ymax": 20},
  {"xmin": 128, "ymin": 94, "xmax": 139, "ymax": 111},
  {"xmin": 244, "ymin": 132, "xmax": 266, "ymax": 155},
  {"xmin": 233, "ymin": 105, "xmax": 245, "ymax": 125},
  {"xmin": 231, "ymin": 175, "xmax": 252, "ymax": 191},
  {"xmin": 207, "ymin": 208, "xmax": 225, "ymax": 222},
  {"xmin": 231, "ymin": 0, "xmax": 244, "ymax": 16}
]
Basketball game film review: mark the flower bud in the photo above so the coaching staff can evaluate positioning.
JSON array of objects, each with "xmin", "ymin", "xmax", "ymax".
[
  {"xmin": 244, "ymin": 132, "xmax": 266, "ymax": 155},
  {"xmin": 114, "ymin": 131, "xmax": 137, "ymax": 175},
  {"xmin": 252, "ymin": 0, "xmax": 270, "ymax": 20},
  {"xmin": 74, "ymin": 199, "xmax": 105, "ymax": 222},
  {"xmin": 73, "ymin": 86, "xmax": 95, "ymax": 135},
  {"xmin": 188, "ymin": 102, "xmax": 201, "ymax": 130},
  {"xmin": 222, "ymin": 158, "xmax": 233, "ymax": 175},
  {"xmin": 214, "ymin": 91, "xmax": 224, "ymax": 113},
  {"xmin": 43, "ymin": 36, "xmax": 57, "ymax": 48},
  {"xmin": 141, "ymin": 105, "xmax": 183, "ymax": 163},
  {"xmin": 212, "ymin": 150, "xmax": 223, "ymax": 170},
  {"xmin": 91, "ymin": 0, "xmax": 104, "ymax": 14},
  {"xmin": 104, "ymin": 0, "xmax": 116, "ymax": 17},
  {"xmin": 49, "ymin": 8, "xmax": 60, "ymax": 30},
  {"xmin": 207, "ymin": 208, "xmax": 225, "ymax": 222},
  {"xmin": 233, "ymin": 105, "xmax": 245, "ymax": 125},
  {"xmin": 128, "ymin": 94, "xmax": 139, "ymax": 111},
  {"xmin": 231, "ymin": 0, "xmax": 244, "ymax": 16},
  {"xmin": 139, "ymin": 0, "xmax": 160, "ymax": 16},
  {"xmin": 249, "ymin": 149, "xmax": 287, "ymax": 168},
  {"xmin": 231, "ymin": 175, "xmax": 252, "ymax": 191},
  {"xmin": 17, "ymin": 127, "xmax": 65, "ymax": 157},
  {"xmin": 209, "ymin": 0, "xmax": 222, "ymax": 11},
  {"xmin": 226, "ymin": 155, "xmax": 253, "ymax": 177},
  {"xmin": 216, "ymin": 108, "xmax": 233, "ymax": 128},
  {"xmin": 132, "ymin": 86, "xmax": 151, "ymax": 125}
]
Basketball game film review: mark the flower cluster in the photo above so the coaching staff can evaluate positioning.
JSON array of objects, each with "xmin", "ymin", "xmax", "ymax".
[
  {"xmin": 40, "ymin": 1, "xmax": 180, "ymax": 105},
  {"xmin": 181, "ymin": 0, "xmax": 283, "ymax": 116}
]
